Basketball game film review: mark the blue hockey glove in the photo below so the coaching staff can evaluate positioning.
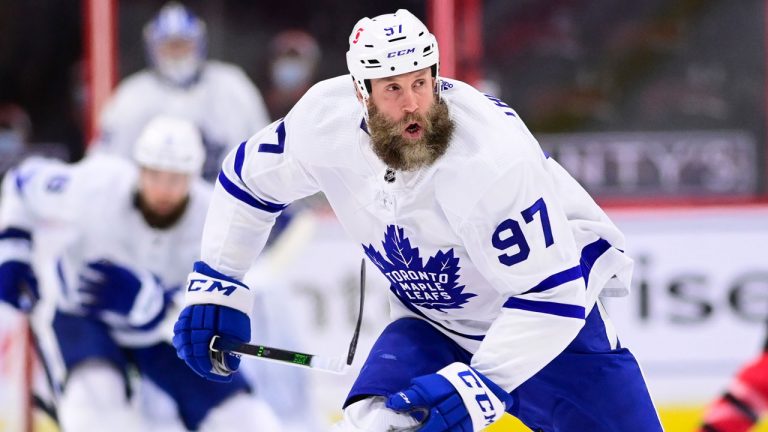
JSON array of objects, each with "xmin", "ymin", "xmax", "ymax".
[
  {"xmin": 76, "ymin": 260, "xmax": 166, "ymax": 327},
  {"xmin": 0, "ymin": 228, "xmax": 39, "ymax": 312},
  {"xmin": 0, "ymin": 261, "xmax": 39, "ymax": 311},
  {"xmin": 173, "ymin": 304, "xmax": 250, "ymax": 382},
  {"xmin": 386, "ymin": 362, "xmax": 512, "ymax": 432},
  {"xmin": 173, "ymin": 261, "xmax": 253, "ymax": 382}
]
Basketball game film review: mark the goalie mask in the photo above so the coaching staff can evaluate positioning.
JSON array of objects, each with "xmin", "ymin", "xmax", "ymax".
[{"xmin": 144, "ymin": 2, "xmax": 207, "ymax": 87}]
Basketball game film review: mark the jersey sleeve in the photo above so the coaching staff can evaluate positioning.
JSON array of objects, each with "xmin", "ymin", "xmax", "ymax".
[
  {"xmin": 0, "ymin": 157, "xmax": 81, "ymax": 231},
  {"xmin": 1, "ymin": 155, "xmax": 136, "ymax": 232},
  {"xmin": 200, "ymin": 115, "xmax": 320, "ymax": 280},
  {"xmin": 451, "ymin": 158, "xmax": 587, "ymax": 391}
]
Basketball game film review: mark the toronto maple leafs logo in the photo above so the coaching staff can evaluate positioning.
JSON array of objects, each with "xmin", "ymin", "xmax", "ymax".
[{"xmin": 363, "ymin": 225, "xmax": 476, "ymax": 312}]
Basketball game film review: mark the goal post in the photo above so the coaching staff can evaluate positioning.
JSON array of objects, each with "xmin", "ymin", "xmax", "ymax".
[
  {"xmin": 426, "ymin": 0, "xmax": 483, "ymax": 86},
  {"xmin": 83, "ymin": 0, "xmax": 117, "ymax": 145}
]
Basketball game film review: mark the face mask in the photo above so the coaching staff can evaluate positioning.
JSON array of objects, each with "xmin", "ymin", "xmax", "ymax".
[
  {"xmin": 156, "ymin": 54, "xmax": 201, "ymax": 87},
  {"xmin": 271, "ymin": 58, "xmax": 312, "ymax": 90},
  {"xmin": 0, "ymin": 130, "xmax": 23, "ymax": 153}
]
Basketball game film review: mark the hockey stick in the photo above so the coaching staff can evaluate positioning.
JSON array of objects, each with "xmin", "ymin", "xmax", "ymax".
[{"xmin": 209, "ymin": 258, "xmax": 366, "ymax": 375}]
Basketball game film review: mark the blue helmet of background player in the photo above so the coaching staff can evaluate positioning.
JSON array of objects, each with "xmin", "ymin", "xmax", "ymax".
[{"xmin": 143, "ymin": 2, "xmax": 207, "ymax": 87}]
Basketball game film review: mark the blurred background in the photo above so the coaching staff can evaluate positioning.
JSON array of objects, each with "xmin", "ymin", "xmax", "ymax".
[{"xmin": 0, "ymin": 0, "xmax": 766, "ymax": 431}]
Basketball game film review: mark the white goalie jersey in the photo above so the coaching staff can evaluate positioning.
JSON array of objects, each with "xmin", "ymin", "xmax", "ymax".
[
  {"xmin": 191, "ymin": 75, "xmax": 634, "ymax": 391},
  {"xmin": 92, "ymin": 61, "xmax": 271, "ymax": 181},
  {"xmin": 0, "ymin": 154, "xmax": 212, "ymax": 346}
]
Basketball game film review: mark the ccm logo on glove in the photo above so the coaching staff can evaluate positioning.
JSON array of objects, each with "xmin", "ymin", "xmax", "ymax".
[
  {"xmin": 457, "ymin": 369, "xmax": 498, "ymax": 424},
  {"xmin": 184, "ymin": 262, "xmax": 253, "ymax": 316},
  {"xmin": 387, "ymin": 362, "xmax": 511, "ymax": 431},
  {"xmin": 187, "ymin": 279, "xmax": 241, "ymax": 296}
]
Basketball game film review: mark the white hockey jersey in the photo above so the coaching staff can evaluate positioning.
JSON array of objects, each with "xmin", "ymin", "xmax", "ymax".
[
  {"xmin": 92, "ymin": 61, "xmax": 271, "ymax": 181},
  {"xmin": 0, "ymin": 154, "xmax": 212, "ymax": 346},
  {"xmin": 187, "ymin": 75, "xmax": 633, "ymax": 391}
]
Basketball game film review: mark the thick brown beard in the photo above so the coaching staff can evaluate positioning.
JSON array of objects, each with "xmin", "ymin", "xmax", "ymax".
[
  {"xmin": 367, "ymin": 98, "xmax": 455, "ymax": 172},
  {"xmin": 134, "ymin": 191, "xmax": 189, "ymax": 229}
]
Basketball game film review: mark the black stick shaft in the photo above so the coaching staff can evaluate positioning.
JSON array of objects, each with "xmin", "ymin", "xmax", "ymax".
[
  {"xmin": 347, "ymin": 259, "xmax": 366, "ymax": 365},
  {"xmin": 212, "ymin": 337, "xmax": 314, "ymax": 367}
]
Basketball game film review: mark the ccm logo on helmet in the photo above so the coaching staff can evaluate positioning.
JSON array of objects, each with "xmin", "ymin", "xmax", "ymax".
[
  {"xmin": 387, "ymin": 47, "xmax": 415, "ymax": 58},
  {"xmin": 352, "ymin": 27, "xmax": 364, "ymax": 44}
]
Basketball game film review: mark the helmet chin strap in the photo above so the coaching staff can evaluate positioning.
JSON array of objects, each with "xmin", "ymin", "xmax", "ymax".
[
  {"xmin": 360, "ymin": 97, "xmax": 371, "ymax": 123},
  {"xmin": 352, "ymin": 77, "xmax": 371, "ymax": 123}
]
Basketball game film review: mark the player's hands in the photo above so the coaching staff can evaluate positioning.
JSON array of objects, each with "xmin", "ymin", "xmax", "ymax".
[
  {"xmin": 386, "ymin": 362, "xmax": 512, "ymax": 432},
  {"xmin": 173, "ymin": 304, "xmax": 250, "ymax": 382},
  {"xmin": 0, "ymin": 228, "xmax": 39, "ymax": 312},
  {"xmin": 173, "ymin": 261, "xmax": 253, "ymax": 382},
  {"xmin": 77, "ymin": 260, "xmax": 166, "ymax": 327}
]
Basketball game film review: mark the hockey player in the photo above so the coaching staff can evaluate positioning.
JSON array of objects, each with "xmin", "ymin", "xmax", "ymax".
[
  {"xmin": 0, "ymin": 117, "xmax": 280, "ymax": 431},
  {"xmin": 91, "ymin": 2, "xmax": 314, "ymax": 426},
  {"xmin": 172, "ymin": 9, "xmax": 663, "ymax": 432},
  {"xmin": 698, "ymin": 337, "xmax": 768, "ymax": 431},
  {"xmin": 92, "ymin": 2, "xmax": 270, "ymax": 181}
]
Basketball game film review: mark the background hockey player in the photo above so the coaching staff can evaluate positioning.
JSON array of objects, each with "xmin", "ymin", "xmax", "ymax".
[
  {"xmin": 0, "ymin": 116, "xmax": 281, "ymax": 431},
  {"xmin": 92, "ymin": 2, "xmax": 271, "ymax": 182},
  {"xmin": 699, "ymin": 332, "xmax": 768, "ymax": 432},
  {"xmin": 172, "ymin": 9, "xmax": 663, "ymax": 432},
  {"xmin": 89, "ymin": 3, "xmax": 316, "ymax": 427}
]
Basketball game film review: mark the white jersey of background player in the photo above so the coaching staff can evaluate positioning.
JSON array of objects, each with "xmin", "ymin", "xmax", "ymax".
[
  {"xmin": 91, "ymin": 3, "xmax": 314, "ymax": 428},
  {"xmin": 174, "ymin": 9, "xmax": 662, "ymax": 432},
  {"xmin": 92, "ymin": 2, "xmax": 270, "ymax": 181},
  {"xmin": 0, "ymin": 117, "xmax": 280, "ymax": 431}
]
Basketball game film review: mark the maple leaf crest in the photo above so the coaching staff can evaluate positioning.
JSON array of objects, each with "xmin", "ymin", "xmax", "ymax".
[{"xmin": 362, "ymin": 225, "xmax": 476, "ymax": 312}]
